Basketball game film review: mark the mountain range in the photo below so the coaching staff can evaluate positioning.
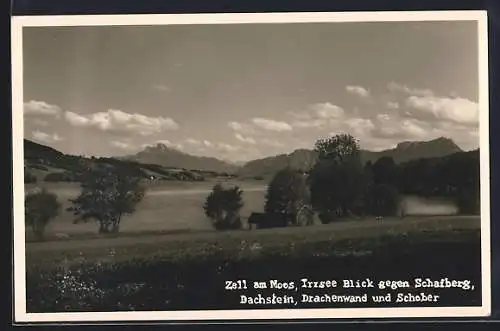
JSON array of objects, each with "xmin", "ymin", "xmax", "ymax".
[
  {"xmin": 24, "ymin": 137, "xmax": 464, "ymax": 182},
  {"xmin": 123, "ymin": 136, "xmax": 463, "ymax": 178}
]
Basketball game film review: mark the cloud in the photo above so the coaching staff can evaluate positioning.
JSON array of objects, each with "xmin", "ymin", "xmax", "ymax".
[
  {"xmin": 110, "ymin": 140, "xmax": 136, "ymax": 151},
  {"xmin": 387, "ymin": 82, "xmax": 434, "ymax": 97},
  {"xmin": 64, "ymin": 109, "xmax": 179, "ymax": 135},
  {"xmin": 387, "ymin": 101, "xmax": 399, "ymax": 110},
  {"xmin": 24, "ymin": 100, "xmax": 62, "ymax": 117},
  {"xmin": 290, "ymin": 103, "xmax": 345, "ymax": 129},
  {"xmin": 203, "ymin": 140, "xmax": 213, "ymax": 147},
  {"xmin": 346, "ymin": 85, "xmax": 370, "ymax": 98},
  {"xmin": 32, "ymin": 130, "xmax": 64, "ymax": 144},
  {"xmin": 310, "ymin": 103, "xmax": 345, "ymax": 119},
  {"xmin": 216, "ymin": 143, "xmax": 240, "ymax": 153},
  {"xmin": 344, "ymin": 117, "xmax": 376, "ymax": 136},
  {"xmin": 185, "ymin": 138, "xmax": 202, "ymax": 145},
  {"xmin": 252, "ymin": 118, "xmax": 293, "ymax": 132},
  {"xmin": 372, "ymin": 113, "xmax": 431, "ymax": 140},
  {"xmin": 227, "ymin": 121, "xmax": 256, "ymax": 135},
  {"xmin": 406, "ymin": 95, "xmax": 478, "ymax": 125},
  {"xmin": 30, "ymin": 119, "xmax": 49, "ymax": 127},
  {"xmin": 152, "ymin": 84, "xmax": 170, "ymax": 92},
  {"xmin": 260, "ymin": 138, "xmax": 284, "ymax": 148},
  {"xmin": 235, "ymin": 133, "xmax": 256, "ymax": 144}
]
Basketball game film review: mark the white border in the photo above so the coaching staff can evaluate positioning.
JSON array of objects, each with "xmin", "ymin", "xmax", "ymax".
[{"xmin": 11, "ymin": 11, "xmax": 491, "ymax": 323}]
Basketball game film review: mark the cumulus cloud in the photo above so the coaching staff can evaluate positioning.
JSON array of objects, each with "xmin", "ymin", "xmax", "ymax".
[
  {"xmin": 64, "ymin": 109, "xmax": 179, "ymax": 135},
  {"xmin": 290, "ymin": 103, "xmax": 345, "ymax": 129},
  {"xmin": 227, "ymin": 121, "xmax": 256, "ymax": 135},
  {"xmin": 24, "ymin": 100, "xmax": 62, "ymax": 117},
  {"xmin": 235, "ymin": 133, "xmax": 256, "ymax": 144},
  {"xmin": 310, "ymin": 102, "xmax": 345, "ymax": 119},
  {"xmin": 372, "ymin": 113, "xmax": 431, "ymax": 140},
  {"xmin": 406, "ymin": 95, "xmax": 479, "ymax": 125},
  {"xmin": 32, "ymin": 130, "xmax": 64, "ymax": 144},
  {"xmin": 251, "ymin": 117, "xmax": 293, "ymax": 132},
  {"xmin": 387, "ymin": 81, "xmax": 434, "ymax": 97},
  {"xmin": 344, "ymin": 117, "xmax": 376, "ymax": 136},
  {"xmin": 346, "ymin": 85, "xmax": 371, "ymax": 98}
]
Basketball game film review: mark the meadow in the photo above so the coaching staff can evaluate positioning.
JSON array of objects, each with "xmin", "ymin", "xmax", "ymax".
[{"xmin": 23, "ymin": 179, "xmax": 483, "ymax": 313}]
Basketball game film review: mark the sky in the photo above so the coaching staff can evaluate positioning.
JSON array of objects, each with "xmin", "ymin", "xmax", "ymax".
[{"xmin": 22, "ymin": 20, "xmax": 480, "ymax": 162}]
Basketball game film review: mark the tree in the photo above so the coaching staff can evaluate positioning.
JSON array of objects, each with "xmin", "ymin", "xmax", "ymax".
[
  {"xmin": 25, "ymin": 188, "xmax": 61, "ymax": 240},
  {"xmin": 68, "ymin": 165, "xmax": 145, "ymax": 234},
  {"xmin": 310, "ymin": 134, "xmax": 366, "ymax": 222},
  {"xmin": 366, "ymin": 184, "xmax": 401, "ymax": 217},
  {"xmin": 314, "ymin": 133, "xmax": 361, "ymax": 163},
  {"xmin": 264, "ymin": 167, "xmax": 311, "ymax": 226},
  {"xmin": 203, "ymin": 184, "xmax": 244, "ymax": 230},
  {"xmin": 372, "ymin": 156, "xmax": 397, "ymax": 186}
]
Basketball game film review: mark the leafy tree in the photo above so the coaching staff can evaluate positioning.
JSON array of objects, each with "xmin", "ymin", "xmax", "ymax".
[
  {"xmin": 310, "ymin": 158, "xmax": 365, "ymax": 222},
  {"xmin": 310, "ymin": 134, "xmax": 365, "ymax": 222},
  {"xmin": 25, "ymin": 188, "xmax": 61, "ymax": 240},
  {"xmin": 68, "ymin": 165, "xmax": 146, "ymax": 234},
  {"xmin": 264, "ymin": 167, "xmax": 311, "ymax": 226},
  {"xmin": 372, "ymin": 156, "xmax": 397, "ymax": 186},
  {"xmin": 203, "ymin": 184, "xmax": 244, "ymax": 230},
  {"xmin": 314, "ymin": 133, "xmax": 361, "ymax": 163},
  {"xmin": 366, "ymin": 184, "xmax": 401, "ymax": 216}
]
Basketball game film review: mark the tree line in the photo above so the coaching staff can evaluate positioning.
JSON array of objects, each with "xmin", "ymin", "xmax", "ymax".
[
  {"xmin": 202, "ymin": 133, "xmax": 480, "ymax": 230},
  {"xmin": 24, "ymin": 133, "xmax": 480, "ymax": 239}
]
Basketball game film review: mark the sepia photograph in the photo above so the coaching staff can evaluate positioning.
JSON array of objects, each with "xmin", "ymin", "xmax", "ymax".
[{"xmin": 12, "ymin": 11, "xmax": 490, "ymax": 322}]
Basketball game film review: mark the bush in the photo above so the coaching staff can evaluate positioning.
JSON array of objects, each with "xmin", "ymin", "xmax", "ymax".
[
  {"xmin": 203, "ymin": 184, "xmax": 244, "ymax": 230},
  {"xmin": 25, "ymin": 188, "xmax": 61, "ymax": 240}
]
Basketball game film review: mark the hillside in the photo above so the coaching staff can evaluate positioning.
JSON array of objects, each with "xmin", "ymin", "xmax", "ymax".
[
  {"xmin": 23, "ymin": 140, "xmax": 232, "ymax": 184},
  {"xmin": 122, "ymin": 143, "xmax": 238, "ymax": 174},
  {"xmin": 237, "ymin": 137, "xmax": 463, "ymax": 179}
]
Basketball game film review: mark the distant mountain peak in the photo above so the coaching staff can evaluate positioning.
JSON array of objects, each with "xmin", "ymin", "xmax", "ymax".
[
  {"xmin": 143, "ymin": 143, "xmax": 183, "ymax": 154},
  {"xmin": 395, "ymin": 137, "xmax": 461, "ymax": 152},
  {"xmin": 122, "ymin": 142, "xmax": 238, "ymax": 173}
]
